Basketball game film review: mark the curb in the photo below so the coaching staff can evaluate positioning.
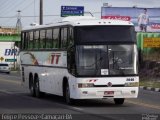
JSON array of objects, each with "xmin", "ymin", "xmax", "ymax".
[
  {"xmin": 140, "ymin": 86, "xmax": 160, "ymax": 92},
  {"xmin": 10, "ymin": 71, "xmax": 21, "ymax": 74}
]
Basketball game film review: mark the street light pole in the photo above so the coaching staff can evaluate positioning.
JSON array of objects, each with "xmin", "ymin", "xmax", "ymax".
[{"xmin": 40, "ymin": 0, "xmax": 43, "ymax": 25}]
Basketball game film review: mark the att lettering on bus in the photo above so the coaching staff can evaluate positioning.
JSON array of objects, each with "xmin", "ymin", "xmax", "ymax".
[{"xmin": 51, "ymin": 53, "xmax": 61, "ymax": 64}]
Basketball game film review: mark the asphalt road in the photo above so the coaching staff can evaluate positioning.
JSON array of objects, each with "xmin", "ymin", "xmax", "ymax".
[{"xmin": 0, "ymin": 72, "xmax": 160, "ymax": 120}]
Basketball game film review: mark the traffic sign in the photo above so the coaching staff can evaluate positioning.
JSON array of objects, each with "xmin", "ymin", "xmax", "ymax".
[
  {"xmin": 5, "ymin": 59, "xmax": 17, "ymax": 62},
  {"xmin": 0, "ymin": 57, "xmax": 4, "ymax": 62},
  {"xmin": 61, "ymin": 6, "xmax": 84, "ymax": 17}
]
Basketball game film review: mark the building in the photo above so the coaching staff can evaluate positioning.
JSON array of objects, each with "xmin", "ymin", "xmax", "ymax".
[{"xmin": 0, "ymin": 26, "xmax": 20, "ymax": 69}]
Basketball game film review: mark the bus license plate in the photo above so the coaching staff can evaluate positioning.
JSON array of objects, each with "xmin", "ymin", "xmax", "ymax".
[{"xmin": 104, "ymin": 91, "xmax": 114, "ymax": 95}]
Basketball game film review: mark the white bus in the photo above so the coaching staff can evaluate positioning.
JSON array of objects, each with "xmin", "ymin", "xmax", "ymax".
[{"xmin": 20, "ymin": 16, "xmax": 139, "ymax": 105}]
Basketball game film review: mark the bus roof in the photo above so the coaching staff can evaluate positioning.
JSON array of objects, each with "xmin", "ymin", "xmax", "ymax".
[{"xmin": 22, "ymin": 16, "xmax": 134, "ymax": 31}]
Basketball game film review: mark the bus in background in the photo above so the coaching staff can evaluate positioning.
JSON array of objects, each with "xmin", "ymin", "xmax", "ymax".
[{"xmin": 20, "ymin": 16, "xmax": 139, "ymax": 105}]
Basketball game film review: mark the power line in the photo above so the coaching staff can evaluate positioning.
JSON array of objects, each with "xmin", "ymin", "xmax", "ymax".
[
  {"xmin": 0, "ymin": 12, "xmax": 101, "ymax": 18},
  {"xmin": 6, "ymin": 0, "xmax": 28, "ymax": 14},
  {"xmin": 34, "ymin": 0, "xmax": 36, "ymax": 22},
  {"xmin": 0, "ymin": 0, "xmax": 16, "ymax": 15},
  {"xmin": 0, "ymin": 0, "xmax": 30, "ymax": 17},
  {"xmin": 21, "ymin": 0, "xmax": 35, "ymax": 12},
  {"xmin": 0, "ymin": 0, "xmax": 34, "ymax": 26},
  {"xmin": 0, "ymin": 0, "xmax": 12, "ymax": 9},
  {"xmin": 0, "ymin": 0, "xmax": 10, "ymax": 8},
  {"xmin": 0, "ymin": 16, "xmax": 17, "ymax": 18},
  {"xmin": 0, "ymin": 14, "xmax": 60, "ymax": 18},
  {"xmin": 1, "ymin": 14, "xmax": 17, "ymax": 27}
]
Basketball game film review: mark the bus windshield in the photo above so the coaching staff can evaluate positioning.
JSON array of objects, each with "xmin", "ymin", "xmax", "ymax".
[
  {"xmin": 75, "ymin": 26, "xmax": 136, "ymax": 44},
  {"xmin": 76, "ymin": 45, "xmax": 138, "ymax": 76}
]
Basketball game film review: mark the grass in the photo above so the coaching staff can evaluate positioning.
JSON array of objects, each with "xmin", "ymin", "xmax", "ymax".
[{"xmin": 140, "ymin": 80, "xmax": 160, "ymax": 88}]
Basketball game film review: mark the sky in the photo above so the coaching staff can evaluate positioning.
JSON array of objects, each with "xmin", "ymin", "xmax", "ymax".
[{"xmin": 0, "ymin": 0, "xmax": 160, "ymax": 27}]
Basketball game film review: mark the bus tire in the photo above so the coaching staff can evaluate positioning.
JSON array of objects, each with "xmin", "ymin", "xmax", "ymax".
[
  {"xmin": 34, "ymin": 76, "xmax": 44, "ymax": 98},
  {"xmin": 114, "ymin": 98, "xmax": 125, "ymax": 105},
  {"xmin": 29, "ymin": 74, "xmax": 35, "ymax": 97},
  {"xmin": 64, "ymin": 82, "xmax": 74, "ymax": 105}
]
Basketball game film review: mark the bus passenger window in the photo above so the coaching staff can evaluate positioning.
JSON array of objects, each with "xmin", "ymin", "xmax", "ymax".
[
  {"xmin": 53, "ymin": 28, "xmax": 59, "ymax": 48},
  {"xmin": 46, "ymin": 29, "xmax": 53, "ymax": 49},
  {"xmin": 40, "ymin": 30, "xmax": 46, "ymax": 49},
  {"xmin": 61, "ymin": 28, "xmax": 68, "ymax": 49},
  {"xmin": 29, "ymin": 32, "xmax": 34, "ymax": 49},
  {"xmin": 34, "ymin": 31, "xmax": 39, "ymax": 49},
  {"xmin": 21, "ymin": 32, "xmax": 25, "ymax": 50},
  {"xmin": 68, "ymin": 28, "xmax": 74, "ymax": 48},
  {"xmin": 25, "ymin": 32, "xmax": 29, "ymax": 49}
]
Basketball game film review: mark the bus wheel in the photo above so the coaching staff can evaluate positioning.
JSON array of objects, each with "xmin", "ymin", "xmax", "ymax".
[
  {"xmin": 114, "ymin": 98, "xmax": 125, "ymax": 105},
  {"xmin": 35, "ymin": 76, "xmax": 44, "ymax": 98},
  {"xmin": 29, "ymin": 76, "xmax": 35, "ymax": 97},
  {"xmin": 65, "ymin": 82, "xmax": 73, "ymax": 105}
]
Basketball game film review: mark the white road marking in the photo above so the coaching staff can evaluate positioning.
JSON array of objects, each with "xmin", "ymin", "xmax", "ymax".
[
  {"xmin": 126, "ymin": 100, "xmax": 160, "ymax": 110},
  {"xmin": 0, "ymin": 89, "xmax": 13, "ymax": 94},
  {"xmin": 0, "ymin": 78, "xmax": 21, "ymax": 85},
  {"xmin": 71, "ymin": 107, "xmax": 83, "ymax": 111}
]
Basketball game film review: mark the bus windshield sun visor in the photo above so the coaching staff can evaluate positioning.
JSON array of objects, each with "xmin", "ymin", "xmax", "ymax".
[{"xmin": 75, "ymin": 26, "xmax": 136, "ymax": 44}]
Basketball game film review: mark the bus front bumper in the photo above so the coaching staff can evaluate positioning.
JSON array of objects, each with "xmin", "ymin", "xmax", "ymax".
[{"xmin": 71, "ymin": 87, "xmax": 139, "ymax": 99}]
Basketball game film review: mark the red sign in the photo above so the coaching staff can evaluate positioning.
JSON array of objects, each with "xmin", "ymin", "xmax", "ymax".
[
  {"xmin": 151, "ymin": 23, "xmax": 160, "ymax": 29},
  {"xmin": 51, "ymin": 53, "xmax": 61, "ymax": 64},
  {"xmin": 101, "ymin": 15, "xmax": 131, "ymax": 21}
]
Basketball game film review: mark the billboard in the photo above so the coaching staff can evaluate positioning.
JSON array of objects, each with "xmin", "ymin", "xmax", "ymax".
[
  {"xmin": 0, "ymin": 34, "xmax": 20, "ymax": 42},
  {"xmin": 0, "ymin": 27, "xmax": 20, "ymax": 41},
  {"xmin": 0, "ymin": 42, "xmax": 19, "ymax": 64},
  {"xmin": 136, "ymin": 33, "xmax": 160, "ymax": 62},
  {"xmin": 101, "ymin": 7, "xmax": 160, "ymax": 32},
  {"xmin": 137, "ymin": 32, "xmax": 160, "ymax": 50}
]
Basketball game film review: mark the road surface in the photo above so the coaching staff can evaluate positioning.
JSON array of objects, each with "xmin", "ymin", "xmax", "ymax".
[{"xmin": 0, "ymin": 72, "xmax": 159, "ymax": 120}]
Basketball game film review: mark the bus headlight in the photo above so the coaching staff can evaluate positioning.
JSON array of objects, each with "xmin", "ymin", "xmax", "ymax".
[
  {"xmin": 78, "ymin": 83, "xmax": 94, "ymax": 88},
  {"xmin": 125, "ymin": 82, "xmax": 139, "ymax": 87}
]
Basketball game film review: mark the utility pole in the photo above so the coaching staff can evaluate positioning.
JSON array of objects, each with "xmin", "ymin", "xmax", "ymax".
[
  {"xmin": 15, "ymin": 10, "xmax": 22, "ymax": 70},
  {"xmin": 40, "ymin": 0, "xmax": 43, "ymax": 25}
]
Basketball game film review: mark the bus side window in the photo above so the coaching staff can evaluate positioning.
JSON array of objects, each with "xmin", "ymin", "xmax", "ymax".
[
  {"xmin": 46, "ymin": 29, "xmax": 53, "ymax": 49},
  {"xmin": 61, "ymin": 27, "xmax": 68, "ymax": 49},
  {"xmin": 40, "ymin": 30, "xmax": 46, "ymax": 49},
  {"xmin": 34, "ymin": 31, "xmax": 39, "ymax": 49},
  {"xmin": 25, "ymin": 32, "xmax": 29, "ymax": 50},
  {"xmin": 68, "ymin": 27, "xmax": 74, "ymax": 48},
  {"xmin": 21, "ymin": 32, "xmax": 25, "ymax": 50},
  {"xmin": 67, "ymin": 28, "xmax": 75, "ymax": 75},
  {"xmin": 29, "ymin": 31, "xmax": 34, "ymax": 49},
  {"xmin": 53, "ymin": 28, "xmax": 59, "ymax": 48}
]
